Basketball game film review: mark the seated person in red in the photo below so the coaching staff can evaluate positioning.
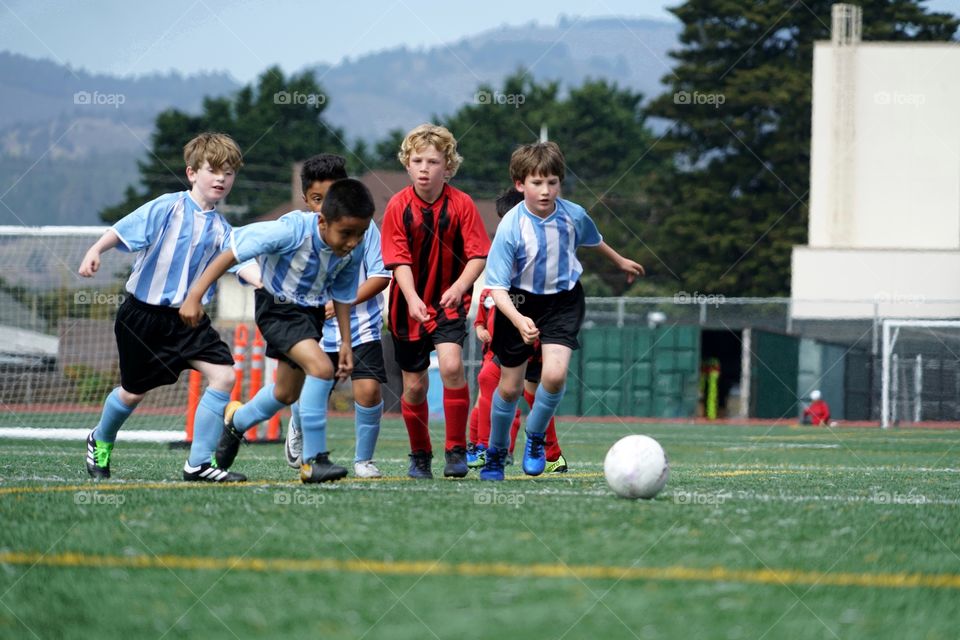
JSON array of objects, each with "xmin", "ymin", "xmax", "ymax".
[{"xmin": 803, "ymin": 389, "xmax": 831, "ymax": 426}]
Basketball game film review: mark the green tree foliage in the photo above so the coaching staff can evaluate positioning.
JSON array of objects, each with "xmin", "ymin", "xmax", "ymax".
[
  {"xmin": 647, "ymin": 1, "xmax": 958, "ymax": 296},
  {"xmin": 99, "ymin": 67, "xmax": 347, "ymax": 224}
]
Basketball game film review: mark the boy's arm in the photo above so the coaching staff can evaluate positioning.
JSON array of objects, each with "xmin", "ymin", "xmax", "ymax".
[
  {"xmin": 439, "ymin": 258, "xmax": 486, "ymax": 309},
  {"xmin": 490, "ymin": 288, "xmax": 539, "ymax": 345},
  {"xmin": 179, "ymin": 250, "xmax": 238, "ymax": 327},
  {"xmin": 393, "ymin": 265, "xmax": 430, "ymax": 322},
  {"xmin": 590, "ymin": 241, "xmax": 645, "ymax": 283},
  {"xmin": 333, "ymin": 301, "xmax": 353, "ymax": 381},
  {"xmin": 78, "ymin": 229, "xmax": 121, "ymax": 277}
]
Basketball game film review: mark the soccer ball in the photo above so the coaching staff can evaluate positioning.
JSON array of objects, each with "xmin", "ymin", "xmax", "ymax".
[{"xmin": 603, "ymin": 435, "xmax": 669, "ymax": 499}]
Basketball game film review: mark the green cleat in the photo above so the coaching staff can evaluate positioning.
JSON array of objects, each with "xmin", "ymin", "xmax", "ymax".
[
  {"xmin": 85, "ymin": 430, "xmax": 113, "ymax": 479},
  {"xmin": 545, "ymin": 454, "xmax": 568, "ymax": 473}
]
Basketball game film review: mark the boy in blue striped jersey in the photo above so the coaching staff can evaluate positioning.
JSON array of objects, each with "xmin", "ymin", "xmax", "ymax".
[
  {"xmin": 78, "ymin": 132, "xmax": 248, "ymax": 482},
  {"xmin": 180, "ymin": 178, "xmax": 375, "ymax": 483},
  {"xmin": 480, "ymin": 142, "xmax": 644, "ymax": 481},
  {"xmin": 282, "ymin": 154, "xmax": 392, "ymax": 479}
]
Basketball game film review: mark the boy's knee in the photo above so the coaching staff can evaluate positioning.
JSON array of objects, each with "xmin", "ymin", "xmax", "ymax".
[
  {"xmin": 207, "ymin": 366, "xmax": 235, "ymax": 392},
  {"xmin": 272, "ymin": 386, "xmax": 301, "ymax": 405},
  {"xmin": 403, "ymin": 375, "xmax": 428, "ymax": 403},
  {"xmin": 497, "ymin": 382, "xmax": 523, "ymax": 403},
  {"xmin": 539, "ymin": 374, "xmax": 565, "ymax": 394},
  {"xmin": 118, "ymin": 388, "xmax": 146, "ymax": 407}
]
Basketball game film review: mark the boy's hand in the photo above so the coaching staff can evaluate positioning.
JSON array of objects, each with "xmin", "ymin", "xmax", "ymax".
[
  {"xmin": 179, "ymin": 297, "xmax": 205, "ymax": 328},
  {"xmin": 618, "ymin": 258, "xmax": 645, "ymax": 283},
  {"xmin": 515, "ymin": 316, "xmax": 540, "ymax": 345},
  {"xmin": 324, "ymin": 300, "xmax": 335, "ymax": 320},
  {"xmin": 406, "ymin": 294, "xmax": 431, "ymax": 323},
  {"xmin": 475, "ymin": 326, "xmax": 491, "ymax": 344},
  {"xmin": 439, "ymin": 282, "xmax": 465, "ymax": 309},
  {"xmin": 78, "ymin": 249, "xmax": 101, "ymax": 277},
  {"xmin": 337, "ymin": 344, "xmax": 353, "ymax": 381}
]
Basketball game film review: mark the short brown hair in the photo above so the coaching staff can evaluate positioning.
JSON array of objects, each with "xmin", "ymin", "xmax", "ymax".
[
  {"xmin": 397, "ymin": 123, "xmax": 463, "ymax": 177},
  {"xmin": 183, "ymin": 132, "xmax": 243, "ymax": 172},
  {"xmin": 509, "ymin": 141, "xmax": 565, "ymax": 184}
]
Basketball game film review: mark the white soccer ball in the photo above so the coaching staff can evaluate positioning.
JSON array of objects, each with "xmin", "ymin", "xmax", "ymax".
[{"xmin": 603, "ymin": 435, "xmax": 669, "ymax": 499}]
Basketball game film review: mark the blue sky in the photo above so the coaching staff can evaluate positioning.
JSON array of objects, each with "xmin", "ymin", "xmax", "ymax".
[{"xmin": 1, "ymin": 0, "xmax": 957, "ymax": 82}]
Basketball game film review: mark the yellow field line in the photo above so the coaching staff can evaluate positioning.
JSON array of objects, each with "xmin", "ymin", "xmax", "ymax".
[
  {"xmin": 0, "ymin": 472, "xmax": 604, "ymax": 496},
  {"xmin": 1, "ymin": 550, "xmax": 958, "ymax": 590}
]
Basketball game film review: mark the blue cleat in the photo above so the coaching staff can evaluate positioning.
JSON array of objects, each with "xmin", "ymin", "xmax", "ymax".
[
  {"xmin": 479, "ymin": 446, "xmax": 507, "ymax": 481},
  {"xmin": 522, "ymin": 430, "xmax": 546, "ymax": 476},
  {"xmin": 466, "ymin": 442, "xmax": 478, "ymax": 466},
  {"xmin": 443, "ymin": 446, "xmax": 469, "ymax": 478},
  {"xmin": 467, "ymin": 443, "xmax": 487, "ymax": 469}
]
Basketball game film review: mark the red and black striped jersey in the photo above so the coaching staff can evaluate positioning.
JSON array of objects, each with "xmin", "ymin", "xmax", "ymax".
[{"xmin": 382, "ymin": 184, "xmax": 490, "ymax": 341}]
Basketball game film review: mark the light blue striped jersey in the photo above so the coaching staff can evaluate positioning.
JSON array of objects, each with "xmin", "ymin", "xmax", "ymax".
[
  {"xmin": 112, "ymin": 191, "xmax": 232, "ymax": 306},
  {"xmin": 231, "ymin": 211, "xmax": 363, "ymax": 307},
  {"xmin": 321, "ymin": 223, "xmax": 391, "ymax": 350},
  {"xmin": 485, "ymin": 198, "xmax": 602, "ymax": 294}
]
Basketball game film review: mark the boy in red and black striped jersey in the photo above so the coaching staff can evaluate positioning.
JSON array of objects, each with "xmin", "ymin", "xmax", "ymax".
[{"xmin": 381, "ymin": 124, "xmax": 490, "ymax": 479}]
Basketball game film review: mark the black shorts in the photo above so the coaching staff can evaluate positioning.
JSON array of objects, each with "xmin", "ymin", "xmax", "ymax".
[
  {"xmin": 255, "ymin": 288, "xmax": 326, "ymax": 370},
  {"xmin": 391, "ymin": 317, "xmax": 467, "ymax": 373},
  {"xmin": 325, "ymin": 340, "xmax": 388, "ymax": 383},
  {"xmin": 492, "ymin": 346, "xmax": 543, "ymax": 383},
  {"xmin": 115, "ymin": 296, "xmax": 233, "ymax": 394},
  {"xmin": 491, "ymin": 282, "xmax": 586, "ymax": 368}
]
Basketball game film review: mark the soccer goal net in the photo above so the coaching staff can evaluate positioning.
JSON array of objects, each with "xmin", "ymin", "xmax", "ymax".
[
  {"xmin": 881, "ymin": 319, "xmax": 960, "ymax": 428},
  {"xmin": 0, "ymin": 226, "xmax": 274, "ymax": 443}
]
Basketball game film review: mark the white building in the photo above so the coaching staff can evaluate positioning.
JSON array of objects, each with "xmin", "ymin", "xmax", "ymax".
[{"xmin": 791, "ymin": 4, "xmax": 960, "ymax": 319}]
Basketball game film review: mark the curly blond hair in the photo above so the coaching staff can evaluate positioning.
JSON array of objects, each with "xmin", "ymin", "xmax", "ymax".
[{"xmin": 397, "ymin": 123, "xmax": 463, "ymax": 178}]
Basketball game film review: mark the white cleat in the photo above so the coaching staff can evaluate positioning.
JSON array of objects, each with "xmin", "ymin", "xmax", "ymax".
[{"xmin": 353, "ymin": 460, "xmax": 383, "ymax": 479}]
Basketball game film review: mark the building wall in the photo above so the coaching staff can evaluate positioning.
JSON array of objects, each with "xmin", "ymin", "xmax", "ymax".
[{"xmin": 794, "ymin": 41, "xmax": 960, "ymax": 318}]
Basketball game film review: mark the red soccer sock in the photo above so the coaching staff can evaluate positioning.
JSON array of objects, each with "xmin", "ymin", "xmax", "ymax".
[
  {"xmin": 524, "ymin": 388, "xmax": 563, "ymax": 460},
  {"xmin": 443, "ymin": 384, "xmax": 470, "ymax": 450},
  {"xmin": 477, "ymin": 359, "xmax": 501, "ymax": 448},
  {"xmin": 401, "ymin": 397, "xmax": 431, "ymax": 453},
  {"xmin": 469, "ymin": 403, "xmax": 479, "ymax": 444}
]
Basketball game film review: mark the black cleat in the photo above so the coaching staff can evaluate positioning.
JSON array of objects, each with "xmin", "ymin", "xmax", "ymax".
[
  {"xmin": 85, "ymin": 430, "xmax": 112, "ymax": 480},
  {"xmin": 407, "ymin": 450, "xmax": 434, "ymax": 479},
  {"xmin": 300, "ymin": 452, "xmax": 348, "ymax": 483},
  {"xmin": 443, "ymin": 446, "xmax": 469, "ymax": 478},
  {"xmin": 215, "ymin": 401, "xmax": 245, "ymax": 470},
  {"xmin": 183, "ymin": 460, "xmax": 247, "ymax": 482}
]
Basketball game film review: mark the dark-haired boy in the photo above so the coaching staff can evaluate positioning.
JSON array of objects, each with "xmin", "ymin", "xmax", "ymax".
[{"xmin": 181, "ymin": 178, "xmax": 375, "ymax": 483}]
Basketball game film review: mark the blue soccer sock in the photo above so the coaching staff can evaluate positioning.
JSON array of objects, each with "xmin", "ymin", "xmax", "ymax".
[
  {"xmin": 92, "ymin": 387, "xmax": 135, "ymax": 443},
  {"xmin": 233, "ymin": 384, "xmax": 286, "ymax": 433},
  {"xmin": 188, "ymin": 388, "xmax": 230, "ymax": 466},
  {"xmin": 300, "ymin": 376, "xmax": 335, "ymax": 461},
  {"xmin": 289, "ymin": 402, "xmax": 301, "ymax": 434},
  {"xmin": 489, "ymin": 390, "xmax": 519, "ymax": 451},
  {"xmin": 354, "ymin": 401, "xmax": 383, "ymax": 462},
  {"xmin": 526, "ymin": 386, "xmax": 565, "ymax": 436}
]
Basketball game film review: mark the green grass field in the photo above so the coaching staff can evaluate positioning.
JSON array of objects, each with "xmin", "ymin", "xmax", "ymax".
[{"xmin": 2, "ymin": 419, "xmax": 959, "ymax": 639}]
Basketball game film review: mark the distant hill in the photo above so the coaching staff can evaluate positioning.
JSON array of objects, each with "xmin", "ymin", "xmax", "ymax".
[{"xmin": 0, "ymin": 17, "xmax": 679, "ymax": 225}]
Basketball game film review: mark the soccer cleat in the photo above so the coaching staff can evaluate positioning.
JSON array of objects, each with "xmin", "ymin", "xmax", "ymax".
[
  {"xmin": 466, "ymin": 442, "xmax": 478, "ymax": 466},
  {"xmin": 522, "ymin": 430, "xmax": 546, "ymax": 476},
  {"xmin": 407, "ymin": 450, "xmax": 433, "ymax": 479},
  {"xmin": 182, "ymin": 460, "xmax": 247, "ymax": 482},
  {"xmin": 284, "ymin": 419, "xmax": 302, "ymax": 470},
  {"xmin": 467, "ymin": 443, "xmax": 486, "ymax": 468},
  {"xmin": 479, "ymin": 446, "xmax": 507, "ymax": 481},
  {"xmin": 353, "ymin": 460, "xmax": 383, "ymax": 479},
  {"xmin": 300, "ymin": 452, "xmax": 348, "ymax": 483},
  {"xmin": 215, "ymin": 401, "xmax": 245, "ymax": 470},
  {"xmin": 443, "ymin": 446, "xmax": 469, "ymax": 478},
  {"xmin": 545, "ymin": 454, "xmax": 568, "ymax": 474},
  {"xmin": 85, "ymin": 430, "xmax": 112, "ymax": 480}
]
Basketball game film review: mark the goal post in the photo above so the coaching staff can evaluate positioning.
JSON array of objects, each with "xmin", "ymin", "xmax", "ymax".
[{"xmin": 881, "ymin": 319, "xmax": 960, "ymax": 428}]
